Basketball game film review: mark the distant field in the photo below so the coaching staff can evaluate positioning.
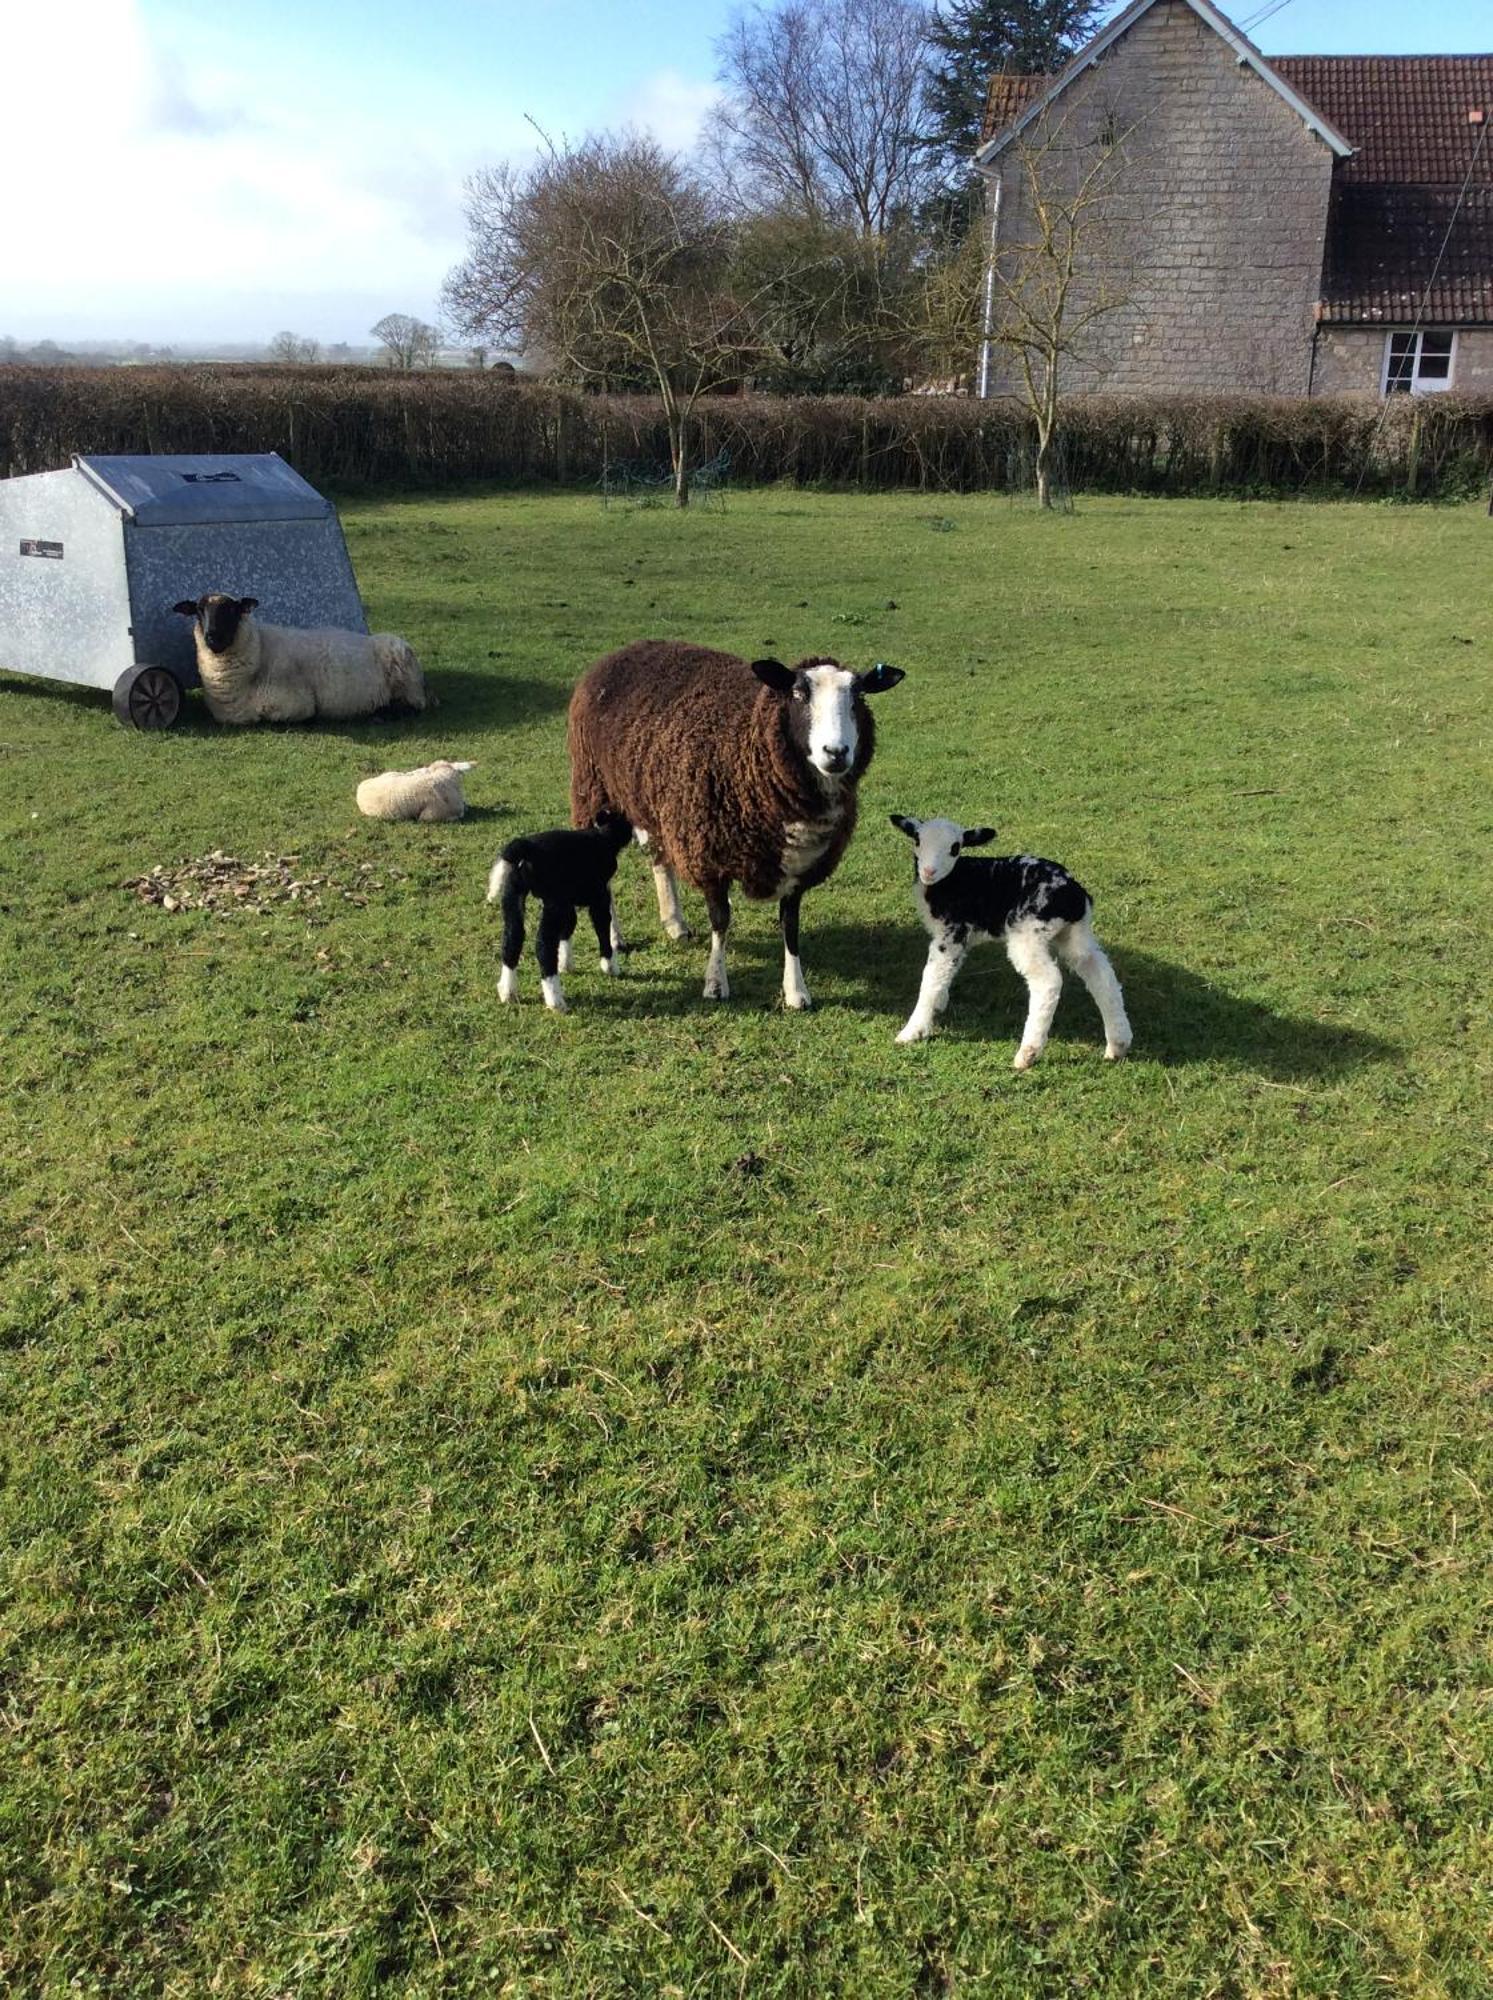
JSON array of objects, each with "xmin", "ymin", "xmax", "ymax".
[{"xmin": 2, "ymin": 491, "xmax": 1490, "ymax": 1996}]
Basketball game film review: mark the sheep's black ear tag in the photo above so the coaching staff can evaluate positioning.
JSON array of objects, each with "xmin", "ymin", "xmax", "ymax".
[
  {"xmin": 750, "ymin": 658, "xmax": 796, "ymax": 693},
  {"xmin": 860, "ymin": 662, "xmax": 905, "ymax": 694}
]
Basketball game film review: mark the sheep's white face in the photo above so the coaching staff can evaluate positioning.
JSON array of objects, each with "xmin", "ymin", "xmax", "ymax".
[
  {"xmin": 891, "ymin": 815, "xmax": 996, "ymax": 886},
  {"xmin": 750, "ymin": 656, "xmax": 903, "ymax": 778},
  {"xmin": 802, "ymin": 665, "xmax": 858, "ymax": 778}
]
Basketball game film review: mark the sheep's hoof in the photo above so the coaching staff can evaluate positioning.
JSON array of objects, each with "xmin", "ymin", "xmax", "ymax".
[
  {"xmin": 1013, "ymin": 1044, "xmax": 1041, "ymax": 1071},
  {"xmin": 665, "ymin": 920, "xmax": 693, "ymax": 942},
  {"xmin": 703, "ymin": 981, "xmax": 730, "ymax": 1002},
  {"xmin": 1105, "ymin": 1038, "xmax": 1133, "ymax": 1062},
  {"xmin": 783, "ymin": 992, "xmax": 813, "ymax": 1012},
  {"xmin": 600, "ymin": 956, "xmax": 619, "ymax": 977},
  {"xmin": 498, "ymin": 971, "xmax": 518, "ymax": 1004},
  {"xmin": 895, "ymin": 1022, "xmax": 930, "ymax": 1044}
]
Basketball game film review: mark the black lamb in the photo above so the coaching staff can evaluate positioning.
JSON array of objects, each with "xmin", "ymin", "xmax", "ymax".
[{"xmin": 487, "ymin": 809, "xmax": 634, "ymax": 1012}]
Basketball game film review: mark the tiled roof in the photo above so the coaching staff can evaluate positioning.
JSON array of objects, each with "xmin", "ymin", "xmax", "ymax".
[
  {"xmin": 980, "ymin": 73, "xmax": 1049, "ymax": 146},
  {"xmin": 1272, "ymin": 56, "xmax": 1493, "ymax": 186},
  {"xmin": 1277, "ymin": 57, "xmax": 1493, "ymax": 322},
  {"xmin": 977, "ymin": 45, "xmax": 1493, "ymax": 326},
  {"xmin": 1318, "ymin": 185, "xmax": 1493, "ymax": 323}
]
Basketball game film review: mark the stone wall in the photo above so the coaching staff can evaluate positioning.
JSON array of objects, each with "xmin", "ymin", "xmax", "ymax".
[
  {"xmin": 981, "ymin": 0, "xmax": 1336, "ymax": 397},
  {"xmin": 1311, "ymin": 327, "xmax": 1493, "ymax": 396}
]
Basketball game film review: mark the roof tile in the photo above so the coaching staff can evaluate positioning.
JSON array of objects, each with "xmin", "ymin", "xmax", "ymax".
[{"xmin": 1272, "ymin": 56, "xmax": 1493, "ymax": 186}]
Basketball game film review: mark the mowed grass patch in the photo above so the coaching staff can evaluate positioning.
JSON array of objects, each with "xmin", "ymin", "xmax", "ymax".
[{"xmin": 1, "ymin": 491, "xmax": 1490, "ymax": 1997}]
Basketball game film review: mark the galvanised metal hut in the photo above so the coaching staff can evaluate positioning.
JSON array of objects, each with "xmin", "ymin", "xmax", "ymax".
[{"xmin": 0, "ymin": 453, "xmax": 366, "ymax": 727}]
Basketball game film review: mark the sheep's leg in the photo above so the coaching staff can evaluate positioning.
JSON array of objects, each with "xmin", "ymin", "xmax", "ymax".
[
  {"xmin": 1006, "ymin": 923, "xmax": 1064, "ymax": 1070},
  {"xmin": 1057, "ymin": 917, "xmax": 1132, "ymax": 1060},
  {"xmin": 780, "ymin": 891, "xmax": 811, "ymax": 1011},
  {"xmin": 557, "ymin": 938, "xmax": 572, "ymax": 973},
  {"xmin": 896, "ymin": 927, "xmax": 969, "ymax": 1043},
  {"xmin": 702, "ymin": 880, "xmax": 731, "ymax": 1001},
  {"xmin": 608, "ymin": 896, "xmax": 626, "ymax": 956},
  {"xmin": 535, "ymin": 902, "xmax": 575, "ymax": 1013},
  {"xmin": 589, "ymin": 895, "xmax": 619, "ymax": 977},
  {"xmin": 652, "ymin": 862, "xmax": 692, "ymax": 941},
  {"xmin": 498, "ymin": 886, "xmax": 526, "ymax": 1004}
]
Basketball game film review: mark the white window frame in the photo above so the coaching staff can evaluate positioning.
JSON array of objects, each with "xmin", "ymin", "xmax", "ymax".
[{"xmin": 1382, "ymin": 329, "xmax": 1458, "ymax": 396}]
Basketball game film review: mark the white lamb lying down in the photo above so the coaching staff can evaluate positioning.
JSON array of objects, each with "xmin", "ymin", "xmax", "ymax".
[
  {"xmin": 173, "ymin": 593, "xmax": 430, "ymax": 726},
  {"xmin": 356, "ymin": 760, "xmax": 475, "ymax": 822}
]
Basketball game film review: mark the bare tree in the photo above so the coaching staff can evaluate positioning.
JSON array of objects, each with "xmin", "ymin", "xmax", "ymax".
[
  {"xmin": 981, "ymin": 112, "xmax": 1133, "ymax": 506},
  {"xmin": 713, "ymin": 0, "xmax": 940, "ymax": 234},
  {"xmin": 445, "ymin": 134, "xmax": 795, "ymax": 506},
  {"xmin": 370, "ymin": 313, "xmax": 441, "ymax": 370},
  {"xmin": 268, "ymin": 330, "xmax": 320, "ymax": 364}
]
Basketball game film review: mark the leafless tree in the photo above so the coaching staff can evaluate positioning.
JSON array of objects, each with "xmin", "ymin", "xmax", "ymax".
[
  {"xmin": 713, "ymin": 0, "xmax": 940, "ymax": 235},
  {"xmin": 991, "ymin": 117, "xmax": 1132, "ymax": 505},
  {"xmin": 370, "ymin": 312, "xmax": 441, "ymax": 370},
  {"xmin": 268, "ymin": 330, "xmax": 321, "ymax": 365},
  {"xmin": 445, "ymin": 134, "xmax": 805, "ymax": 506},
  {"xmin": 937, "ymin": 111, "xmax": 1133, "ymax": 506}
]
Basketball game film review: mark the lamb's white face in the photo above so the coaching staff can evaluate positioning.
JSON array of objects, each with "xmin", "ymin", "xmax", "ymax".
[
  {"xmin": 907, "ymin": 816, "xmax": 967, "ymax": 886},
  {"xmin": 803, "ymin": 665, "xmax": 858, "ymax": 778}
]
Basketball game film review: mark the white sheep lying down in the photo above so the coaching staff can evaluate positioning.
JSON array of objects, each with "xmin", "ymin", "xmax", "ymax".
[
  {"xmin": 356, "ymin": 760, "xmax": 475, "ymax": 822},
  {"xmin": 173, "ymin": 593, "xmax": 430, "ymax": 726}
]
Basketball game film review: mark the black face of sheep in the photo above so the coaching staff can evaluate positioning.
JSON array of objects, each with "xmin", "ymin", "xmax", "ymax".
[
  {"xmin": 173, "ymin": 594, "xmax": 259, "ymax": 654},
  {"xmin": 590, "ymin": 808, "xmax": 634, "ymax": 846},
  {"xmin": 750, "ymin": 657, "xmax": 905, "ymax": 779}
]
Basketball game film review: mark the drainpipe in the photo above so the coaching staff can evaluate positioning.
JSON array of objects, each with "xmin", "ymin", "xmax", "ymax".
[
  {"xmin": 1306, "ymin": 299, "xmax": 1323, "ymax": 397},
  {"xmin": 977, "ymin": 168, "xmax": 1003, "ymax": 400}
]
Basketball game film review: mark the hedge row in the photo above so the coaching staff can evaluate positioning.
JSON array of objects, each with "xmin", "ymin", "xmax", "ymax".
[{"xmin": 3, "ymin": 366, "xmax": 1492, "ymax": 498}]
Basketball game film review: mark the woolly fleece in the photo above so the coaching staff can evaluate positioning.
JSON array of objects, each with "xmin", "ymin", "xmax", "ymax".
[{"xmin": 567, "ymin": 640, "xmax": 875, "ymax": 901}]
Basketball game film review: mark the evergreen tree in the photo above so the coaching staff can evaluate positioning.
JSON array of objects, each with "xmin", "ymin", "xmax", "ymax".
[{"xmin": 924, "ymin": 0, "xmax": 1103, "ymax": 173}]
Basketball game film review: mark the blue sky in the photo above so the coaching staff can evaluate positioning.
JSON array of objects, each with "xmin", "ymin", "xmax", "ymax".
[{"xmin": 1, "ymin": 0, "xmax": 1488, "ymax": 347}]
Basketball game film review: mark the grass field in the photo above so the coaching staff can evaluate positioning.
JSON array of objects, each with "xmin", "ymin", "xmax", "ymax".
[{"xmin": 2, "ymin": 490, "xmax": 1490, "ymax": 1997}]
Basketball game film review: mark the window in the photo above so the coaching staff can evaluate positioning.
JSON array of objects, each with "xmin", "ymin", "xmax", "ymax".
[{"xmin": 1383, "ymin": 330, "xmax": 1456, "ymax": 394}]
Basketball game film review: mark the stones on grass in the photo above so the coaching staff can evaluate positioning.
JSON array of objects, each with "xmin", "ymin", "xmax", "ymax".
[{"xmin": 124, "ymin": 850, "xmax": 404, "ymax": 916}]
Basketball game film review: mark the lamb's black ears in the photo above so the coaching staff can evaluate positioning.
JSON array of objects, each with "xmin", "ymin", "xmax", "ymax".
[
  {"xmin": 172, "ymin": 600, "xmax": 199, "ymax": 617},
  {"xmin": 962, "ymin": 826, "xmax": 997, "ymax": 848},
  {"xmin": 750, "ymin": 658, "xmax": 796, "ymax": 693},
  {"xmin": 859, "ymin": 662, "xmax": 905, "ymax": 695},
  {"xmin": 236, "ymin": 597, "xmax": 259, "ymax": 615},
  {"xmin": 889, "ymin": 813, "xmax": 919, "ymax": 839}
]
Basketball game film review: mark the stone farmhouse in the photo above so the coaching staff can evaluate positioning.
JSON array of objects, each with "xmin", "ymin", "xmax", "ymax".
[{"xmin": 973, "ymin": 0, "xmax": 1493, "ymax": 398}]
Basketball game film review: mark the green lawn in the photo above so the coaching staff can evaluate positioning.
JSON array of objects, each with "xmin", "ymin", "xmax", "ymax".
[{"xmin": 2, "ymin": 491, "xmax": 1490, "ymax": 1997}]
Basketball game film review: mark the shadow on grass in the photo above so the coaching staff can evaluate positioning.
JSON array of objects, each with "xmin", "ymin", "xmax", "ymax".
[
  {"xmin": 427, "ymin": 668, "xmax": 571, "ymax": 732},
  {"xmin": 1, "ymin": 667, "xmax": 570, "ymax": 739},
  {"xmin": 606, "ymin": 916, "xmax": 1395, "ymax": 1081},
  {"xmin": 1106, "ymin": 945, "xmax": 1395, "ymax": 1080}
]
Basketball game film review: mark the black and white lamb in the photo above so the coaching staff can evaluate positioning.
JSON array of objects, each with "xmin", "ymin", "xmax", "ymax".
[
  {"xmin": 890, "ymin": 815, "xmax": 1132, "ymax": 1067},
  {"xmin": 569, "ymin": 639, "xmax": 905, "ymax": 1009},
  {"xmin": 173, "ymin": 593, "xmax": 429, "ymax": 725},
  {"xmin": 486, "ymin": 809, "xmax": 634, "ymax": 1012}
]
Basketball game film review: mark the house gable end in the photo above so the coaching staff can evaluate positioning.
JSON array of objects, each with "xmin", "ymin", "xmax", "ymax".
[{"xmin": 973, "ymin": 0, "xmax": 1354, "ymax": 167}]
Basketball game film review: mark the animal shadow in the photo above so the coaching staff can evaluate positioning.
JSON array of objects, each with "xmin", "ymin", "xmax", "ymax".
[
  {"xmin": 427, "ymin": 668, "xmax": 572, "ymax": 732},
  {"xmin": 718, "ymin": 921, "xmax": 1393, "ymax": 1080}
]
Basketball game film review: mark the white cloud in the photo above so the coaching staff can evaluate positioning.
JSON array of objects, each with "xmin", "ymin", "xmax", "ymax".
[{"xmin": 0, "ymin": 0, "xmax": 473, "ymax": 343}]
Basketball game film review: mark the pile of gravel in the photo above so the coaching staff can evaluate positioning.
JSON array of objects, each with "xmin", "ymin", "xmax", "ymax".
[{"xmin": 125, "ymin": 851, "xmax": 402, "ymax": 915}]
